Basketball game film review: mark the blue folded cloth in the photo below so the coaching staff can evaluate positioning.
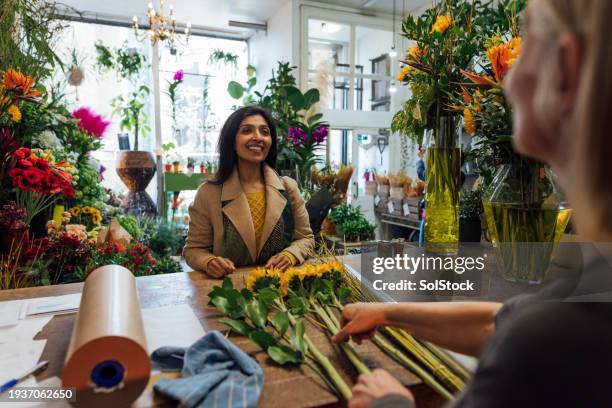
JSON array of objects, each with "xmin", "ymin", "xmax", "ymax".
[{"xmin": 151, "ymin": 331, "xmax": 264, "ymax": 408}]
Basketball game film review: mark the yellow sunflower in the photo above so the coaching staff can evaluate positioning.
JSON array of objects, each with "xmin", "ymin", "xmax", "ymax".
[
  {"xmin": 69, "ymin": 207, "xmax": 81, "ymax": 217},
  {"xmin": 7, "ymin": 104, "xmax": 21, "ymax": 122},
  {"xmin": 92, "ymin": 210, "xmax": 102, "ymax": 225},
  {"xmin": 81, "ymin": 206, "xmax": 93, "ymax": 214}
]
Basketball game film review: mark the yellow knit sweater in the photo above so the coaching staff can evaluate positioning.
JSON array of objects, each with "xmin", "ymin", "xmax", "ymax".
[{"xmin": 202, "ymin": 191, "xmax": 296, "ymax": 271}]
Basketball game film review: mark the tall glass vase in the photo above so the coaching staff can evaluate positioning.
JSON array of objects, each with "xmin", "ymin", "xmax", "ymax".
[
  {"xmin": 424, "ymin": 116, "xmax": 461, "ymax": 255},
  {"xmin": 483, "ymin": 158, "xmax": 572, "ymax": 284}
]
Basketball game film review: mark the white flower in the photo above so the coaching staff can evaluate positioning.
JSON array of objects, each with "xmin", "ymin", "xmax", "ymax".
[
  {"xmin": 35, "ymin": 130, "xmax": 63, "ymax": 150},
  {"xmin": 87, "ymin": 156, "xmax": 101, "ymax": 171}
]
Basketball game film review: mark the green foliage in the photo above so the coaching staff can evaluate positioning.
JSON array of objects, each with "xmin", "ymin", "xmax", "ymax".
[
  {"xmin": 208, "ymin": 49, "xmax": 239, "ymax": 70},
  {"xmin": 151, "ymin": 255, "xmax": 182, "ymax": 275},
  {"xmin": 111, "ymin": 85, "xmax": 150, "ymax": 150},
  {"xmin": 0, "ymin": 0, "xmax": 65, "ymax": 80},
  {"xmin": 459, "ymin": 188, "xmax": 484, "ymax": 220},
  {"xmin": 95, "ymin": 41, "xmax": 147, "ymax": 80},
  {"xmin": 393, "ymin": 0, "xmax": 523, "ymax": 144},
  {"xmin": 209, "ymin": 277, "xmax": 307, "ymax": 366},
  {"xmin": 329, "ymin": 203, "xmax": 375, "ymax": 241},
  {"xmin": 117, "ymin": 215, "xmax": 143, "ymax": 238}
]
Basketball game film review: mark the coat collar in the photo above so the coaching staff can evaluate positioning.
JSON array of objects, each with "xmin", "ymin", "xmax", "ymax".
[
  {"xmin": 220, "ymin": 164, "xmax": 284, "ymax": 202},
  {"xmin": 220, "ymin": 163, "xmax": 287, "ymax": 262}
]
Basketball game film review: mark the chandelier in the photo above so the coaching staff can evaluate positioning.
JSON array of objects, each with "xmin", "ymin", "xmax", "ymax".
[{"xmin": 132, "ymin": 0, "xmax": 192, "ymax": 48}]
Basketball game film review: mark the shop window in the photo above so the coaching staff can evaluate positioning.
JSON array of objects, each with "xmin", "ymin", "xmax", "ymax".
[{"xmin": 304, "ymin": 13, "xmax": 394, "ymax": 112}]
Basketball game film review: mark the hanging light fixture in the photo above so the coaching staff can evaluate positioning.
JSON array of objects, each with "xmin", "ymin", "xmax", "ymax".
[
  {"xmin": 132, "ymin": 0, "xmax": 192, "ymax": 49},
  {"xmin": 389, "ymin": 0, "xmax": 397, "ymax": 58}
]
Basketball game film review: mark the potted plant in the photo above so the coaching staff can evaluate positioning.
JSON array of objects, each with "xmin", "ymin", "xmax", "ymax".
[
  {"xmin": 172, "ymin": 160, "xmax": 181, "ymax": 173},
  {"xmin": 186, "ymin": 157, "xmax": 195, "ymax": 176},
  {"xmin": 459, "ymin": 188, "xmax": 484, "ymax": 242},
  {"xmin": 162, "ymin": 142, "xmax": 175, "ymax": 172},
  {"xmin": 199, "ymin": 161, "xmax": 206, "ymax": 173}
]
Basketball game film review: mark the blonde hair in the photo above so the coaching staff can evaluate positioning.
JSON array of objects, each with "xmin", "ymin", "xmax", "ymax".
[{"xmin": 530, "ymin": 0, "xmax": 612, "ymax": 239}]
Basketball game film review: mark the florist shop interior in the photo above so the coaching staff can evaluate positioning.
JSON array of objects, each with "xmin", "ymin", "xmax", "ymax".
[{"xmin": 1, "ymin": 0, "xmax": 595, "ymax": 407}]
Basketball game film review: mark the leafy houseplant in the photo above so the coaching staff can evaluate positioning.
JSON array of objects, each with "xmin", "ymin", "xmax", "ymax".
[
  {"xmin": 111, "ymin": 85, "xmax": 150, "ymax": 151},
  {"xmin": 229, "ymin": 62, "xmax": 323, "ymax": 177},
  {"xmin": 328, "ymin": 203, "xmax": 375, "ymax": 241},
  {"xmin": 95, "ymin": 41, "xmax": 147, "ymax": 81},
  {"xmin": 95, "ymin": 39, "xmax": 156, "ymax": 214},
  {"xmin": 208, "ymin": 49, "xmax": 239, "ymax": 71}
]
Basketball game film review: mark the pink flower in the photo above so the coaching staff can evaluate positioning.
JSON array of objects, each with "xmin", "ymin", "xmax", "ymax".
[
  {"xmin": 72, "ymin": 107, "xmax": 110, "ymax": 138},
  {"xmin": 173, "ymin": 70, "xmax": 184, "ymax": 82}
]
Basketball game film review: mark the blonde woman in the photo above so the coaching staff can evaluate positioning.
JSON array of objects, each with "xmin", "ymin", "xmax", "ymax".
[{"xmin": 333, "ymin": 0, "xmax": 612, "ymax": 407}]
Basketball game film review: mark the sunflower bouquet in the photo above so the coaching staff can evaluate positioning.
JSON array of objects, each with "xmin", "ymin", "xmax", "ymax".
[
  {"xmin": 68, "ymin": 205, "xmax": 103, "ymax": 229},
  {"xmin": 210, "ymin": 259, "xmax": 467, "ymax": 400}
]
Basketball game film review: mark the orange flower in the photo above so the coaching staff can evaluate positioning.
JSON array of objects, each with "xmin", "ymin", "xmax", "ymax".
[
  {"xmin": 406, "ymin": 45, "xmax": 423, "ymax": 61},
  {"xmin": 432, "ymin": 15, "xmax": 452, "ymax": 34},
  {"xmin": 397, "ymin": 65, "xmax": 412, "ymax": 82},
  {"xmin": 464, "ymin": 107, "xmax": 476, "ymax": 136},
  {"xmin": 486, "ymin": 37, "xmax": 522, "ymax": 82},
  {"xmin": 2, "ymin": 68, "xmax": 41, "ymax": 99}
]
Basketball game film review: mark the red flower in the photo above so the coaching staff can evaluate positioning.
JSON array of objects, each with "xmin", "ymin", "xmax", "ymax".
[
  {"xmin": 135, "ymin": 255, "xmax": 143, "ymax": 266},
  {"xmin": 23, "ymin": 168, "xmax": 43, "ymax": 184}
]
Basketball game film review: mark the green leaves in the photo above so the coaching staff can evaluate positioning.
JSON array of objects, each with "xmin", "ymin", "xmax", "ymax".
[
  {"xmin": 290, "ymin": 320, "xmax": 308, "ymax": 355},
  {"xmin": 227, "ymin": 80, "xmax": 245, "ymax": 99},
  {"xmin": 220, "ymin": 319, "xmax": 254, "ymax": 336},
  {"xmin": 246, "ymin": 299, "xmax": 268, "ymax": 329},
  {"xmin": 249, "ymin": 330, "xmax": 278, "ymax": 350},
  {"xmin": 268, "ymin": 345, "xmax": 303, "ymax": 364},
  {"xmin": 209, "ymin": 278, "xmax": 247, "ymax": 319},
  {"xmin": 271, "ymin": 311, "xmax": 290, "ymax": 337}
]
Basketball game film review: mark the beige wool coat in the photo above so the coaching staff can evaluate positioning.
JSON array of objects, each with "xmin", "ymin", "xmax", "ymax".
[{"xmin": 183, "ymin": 164, "xmax": 314, "ymax": 271}]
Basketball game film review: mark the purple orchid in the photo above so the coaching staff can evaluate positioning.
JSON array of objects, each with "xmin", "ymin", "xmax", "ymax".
[{"xmin": 173, "ymin": 70, "xmax": 184, "ymax": 82}]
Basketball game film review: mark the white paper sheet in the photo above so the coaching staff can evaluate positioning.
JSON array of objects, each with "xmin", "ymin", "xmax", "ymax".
[
  {"xmin": 19, "ymin": 294, "xmax": 81, "ymax": 319},
  {"xmin": 0, "ymin": 340, "xmax": 47, "ymax": 385},
  {"xmin": 142, "ymin": 304, "xmax": 206, "ymax": 354},
  {"xmin": 0, "ymin": 301, "xmax": 21, "ymax": 328},
  {"xmin": 0, "ymin": 317, "xmax": 52, "ymax": 344}
]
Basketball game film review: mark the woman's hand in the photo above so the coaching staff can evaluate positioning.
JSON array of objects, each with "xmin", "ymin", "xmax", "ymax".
[
  {"xmin": 206, "ymin": 257, "xmax": 236, "ymax": 278},
  {"xmin": 332, "ymin": 303, "xmax": 388, "ymax": 344},
  {"xmin": 265, "ymin": 253, "xmax": 292, "ymax": 271},
  {"xmin": 349, "ymin": 369, "xmax": 414, "ymax": 408}
]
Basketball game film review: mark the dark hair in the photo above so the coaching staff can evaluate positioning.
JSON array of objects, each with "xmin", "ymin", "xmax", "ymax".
[{"xmin": 210, "ymin": 106, "xmax": 277, "ymax": 185}]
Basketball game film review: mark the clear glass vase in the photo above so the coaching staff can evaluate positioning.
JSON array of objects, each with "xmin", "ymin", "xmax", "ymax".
[
  {"xmin": 483, "ymin": 158, "xmax": 572, "ymax": 284},
  {"xmin": 424, "ymin": 116, "xmax": 461, "ymax": 255}
]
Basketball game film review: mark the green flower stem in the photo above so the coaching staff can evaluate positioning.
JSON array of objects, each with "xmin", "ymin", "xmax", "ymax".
[
  {"xmin": 372, "ymin": 334, "xmax": 455, "ymax": 401},
  {"xmin": 423, "ymin": 341, "xmax": 470, "ymax": 382},
  {"xmin": 275, "ymin": 299, "xmax": 352, "ymax": 401},
  {"xmin": 311, "ymin": 300, "xmax": 370, "ymax": 375}
]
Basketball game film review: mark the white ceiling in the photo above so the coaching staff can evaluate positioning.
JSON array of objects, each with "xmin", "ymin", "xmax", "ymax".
[{"xmin": 57, "ymin": 0, "xmax": 428, "ymax": 38}]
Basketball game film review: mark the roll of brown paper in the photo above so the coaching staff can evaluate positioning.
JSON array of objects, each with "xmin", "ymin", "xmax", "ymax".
[{"xmin": 62, "ymin": 265, "xmax": 151, "ymax": 407}]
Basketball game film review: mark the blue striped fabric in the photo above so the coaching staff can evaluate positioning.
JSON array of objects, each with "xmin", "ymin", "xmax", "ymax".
[{"xmin": 152, "ymin": 331, "xmax": 264, "ymax": 408}]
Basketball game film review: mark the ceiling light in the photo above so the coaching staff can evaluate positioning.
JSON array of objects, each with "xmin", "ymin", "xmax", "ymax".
[
  {"xmin": 389, "ymin": 47, "xmax": 398, "ymax": 58},
  {"xmin": 389, "ymin": 82, "xmax": 398, "ymax": 94},
  {"xmin": 321, "ymin": 22, "xmax": 342, "ymax": 34}
]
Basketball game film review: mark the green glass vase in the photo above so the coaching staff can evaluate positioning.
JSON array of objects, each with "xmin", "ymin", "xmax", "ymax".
[
  {"xmin": 483, "ymin": 158, "xmax": 572, "ymax": 284},
  {"xmin": 424, "ymin": 116, "xmax": 461, "ymax": 255}
]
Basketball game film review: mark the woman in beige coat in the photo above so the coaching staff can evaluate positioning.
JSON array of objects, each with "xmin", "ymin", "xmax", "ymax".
[{"xmin": 183, "ymin": 106, "xmax": 314, "ymax": 278}]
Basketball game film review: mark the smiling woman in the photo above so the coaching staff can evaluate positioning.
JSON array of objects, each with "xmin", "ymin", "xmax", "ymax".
[{"xmin": 183, "ymin": 106, "xmax": 314, "ymax": 278}]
